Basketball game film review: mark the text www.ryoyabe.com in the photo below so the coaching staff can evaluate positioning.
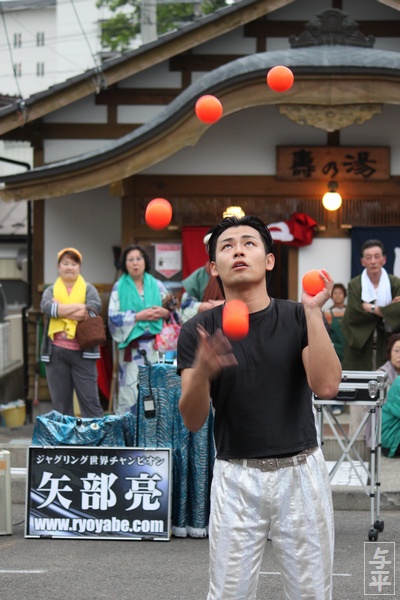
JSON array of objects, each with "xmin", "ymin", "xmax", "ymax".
[{"xmin": 33, "ymin": 516, "xmax": 164, "ymax": 534}]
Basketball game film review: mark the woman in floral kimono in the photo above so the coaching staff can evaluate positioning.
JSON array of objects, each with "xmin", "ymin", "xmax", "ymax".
[{"xmin": 108, "ymin": 244, "xmax": 179, "ymax": 414}]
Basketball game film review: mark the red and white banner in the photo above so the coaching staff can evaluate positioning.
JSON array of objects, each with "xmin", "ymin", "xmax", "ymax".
[{"xmin": 268, "ymin": 213, "xmax": 317, "ymax": 247}]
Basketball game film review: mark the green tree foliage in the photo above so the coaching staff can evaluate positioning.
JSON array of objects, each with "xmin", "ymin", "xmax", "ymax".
[
  {"xmin": 100, "ymin": 12, "xmax": 139, "ymax": 52},
  {"xmin": 97, "ymin": 0, "xmax": 230, "ymax": 53},
  {"xmin": 202, "ymin": 0, "xmax": 227, "ymax": 14}
]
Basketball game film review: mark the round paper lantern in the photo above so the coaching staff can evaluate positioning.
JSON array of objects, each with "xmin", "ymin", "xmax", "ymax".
[
  {"xmin": 222, "ymin": 299, "xmax": 249, "ymax": 341},
  {"xmin": 266, "ymin": 66, "xmax": 294, "ymax": 93},
  {"xmin": 145, "ymin": 198, "xmax": 173, "ymax": 230},
  {"xmin": 302, "ymin": 270, "xmax": 325, "ymax": 296},
  {"xmin": 195, "ymin": 95, "xmax": 223, "ymax": 124}
]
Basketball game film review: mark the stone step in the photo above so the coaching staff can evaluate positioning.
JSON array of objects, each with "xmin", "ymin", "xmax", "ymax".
[
  {"xmin": 3, "ymin": 442, "xmax": 29, "ymax": 468},
  {"xmin": 10, "ymin": 468, "xmax": 27, "ymax": 505}
]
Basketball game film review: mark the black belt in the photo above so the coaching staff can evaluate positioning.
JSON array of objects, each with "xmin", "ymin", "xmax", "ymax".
[{"xmin": 225, "ymin": 447, "xmax": 318, "ymax": 472}]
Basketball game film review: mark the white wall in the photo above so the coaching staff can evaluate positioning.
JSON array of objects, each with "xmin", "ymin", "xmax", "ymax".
[
  {"xmin": 341, "ymin": 105, "xmax": 400, "ymax": 174},
  {"xmin": 44, "ymin": 96, "xmax": 107, "ymax": 123},
  {"xmin": 195, "ymin": 28, "xmax": 256, "ymax": 55},
  {"xmin": 117, "ymin": 105, "xmax": 166, "ymax": 124},
  {"xmin": 44, "ymin": 189, "xmax": 121, "ymax": 284},
  {"xmin": 143, "ymin": 105, "xmax": 327, "ymax": 175},
  {"xmin": 43, "ymin": 139, "xmax": 109, "ymax": 163},
  {"xmin": 123, "ymin": 64, "xmax": 182, "ymax": 88},
  {"xmin": 298, "ymin": 238, "xmax": 352, "ymax": 308}
]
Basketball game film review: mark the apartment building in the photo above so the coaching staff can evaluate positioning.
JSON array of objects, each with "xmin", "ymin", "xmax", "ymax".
[{"xmin": 0, "ymin": 0, "xmax": 114, "ymax": 98}]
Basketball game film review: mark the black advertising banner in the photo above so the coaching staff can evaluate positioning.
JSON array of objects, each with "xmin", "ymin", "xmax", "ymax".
[{"xmin": 25, "ymin": 446, "xmax": 172, "ymax": 541}]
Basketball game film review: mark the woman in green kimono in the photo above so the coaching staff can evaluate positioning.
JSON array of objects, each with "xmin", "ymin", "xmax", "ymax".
[{"xmin": 381, "ymin": 374, "xmax": 400, "ymax": 457}]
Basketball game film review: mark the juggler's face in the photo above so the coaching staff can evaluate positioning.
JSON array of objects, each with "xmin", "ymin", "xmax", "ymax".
[{"xmin": 210, "ymin": 225, "xmax": 274, "ymax": 291}]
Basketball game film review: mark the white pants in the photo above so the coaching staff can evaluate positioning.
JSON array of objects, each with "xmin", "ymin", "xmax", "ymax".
[{"xmin": 207, "ymin": 448, "xmax": 334, "ymax": 600}]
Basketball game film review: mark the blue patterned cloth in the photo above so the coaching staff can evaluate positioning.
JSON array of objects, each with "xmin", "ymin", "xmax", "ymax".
[
  {"xmin": 32, "ymin": 410, "xmax": 128, "ymax": 447},
  {"xmin": 135, "ymin": 363, "xmax": 215, "ymax": 537}
]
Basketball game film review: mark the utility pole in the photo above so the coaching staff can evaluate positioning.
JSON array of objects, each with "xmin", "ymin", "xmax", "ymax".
[{"xmin": 141, "ymin": 0, "xmax": 157, "ymax": 44}]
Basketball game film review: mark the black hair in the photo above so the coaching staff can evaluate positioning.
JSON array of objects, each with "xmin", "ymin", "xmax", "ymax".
[
  {"xmin": 120, "ymin": 244, "xmax": 151, "ymax": 274},
  {"xmin": 207, "ymin": 215, "xmax": 274, "ymax": 263},
  {"xmin": 361, "ymin": 239, "xmax": 385, "ymax": 256},
  {"xmin": 332, "ymin": 283, "xmax": 347, "ymax": 299},
  {"xmin": 207, "ymin": 216, "xmax": 274, "ymax": 295},
  {"xmin": 386, "ymin": 333, "xmax": 400, "ymax": 361}
]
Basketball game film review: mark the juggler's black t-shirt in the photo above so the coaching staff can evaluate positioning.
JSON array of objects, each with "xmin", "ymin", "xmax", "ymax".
[{"xmin": 177, "ymin": 298, "xmax": 318, "ymax": 459}]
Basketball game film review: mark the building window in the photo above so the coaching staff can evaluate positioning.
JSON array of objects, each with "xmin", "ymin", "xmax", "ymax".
[
  {"xmin": 13, "ymin": 64, "xmax": 22, "ymax": 77},
  {"xmin": 36, "ymin": 32, "xmax": 45, "ymax": 46},
  {"xmin": 36, "ymin": 63, "xmax": 45, "ymax": 77},
  {"xmin": 13, "ymin": 33, "xmax": 22, "ymax": 48}
]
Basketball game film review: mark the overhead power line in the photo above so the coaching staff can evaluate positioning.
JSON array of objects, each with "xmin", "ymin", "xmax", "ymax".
[{"xmin": 0, "ymin": 1, "xmax": 25, "ymax": 101}]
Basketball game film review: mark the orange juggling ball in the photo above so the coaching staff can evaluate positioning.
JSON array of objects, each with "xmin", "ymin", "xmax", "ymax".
[
  {"xmin": 302, "ymin": 270, "xmax": 325, "ymax": 296},
  {"xmin": 222, "ymin": 299, "xmax": 249, "ymax": 341},
  {"xmin": 195, "ymin": 95, "xmax": 223, "ymax": 124},
  {"xmin": 145, "ymin": 198, "xmax": 173, "ymax": 230},
  {"xmin": 266, "ymin": 66, "xmax": 294, "ymax": 93}
]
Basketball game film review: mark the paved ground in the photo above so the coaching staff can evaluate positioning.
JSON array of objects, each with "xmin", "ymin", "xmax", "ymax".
[
  {"xmin": 1, "ymin": 415, "xmax": 399, "ymax": 599},
  {"xmin": 1, "ymin": 504, "xmax": 399, "ymax": 600}
]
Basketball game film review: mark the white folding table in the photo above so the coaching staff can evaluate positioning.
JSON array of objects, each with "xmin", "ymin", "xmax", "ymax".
[{"xmin": 313, "ymin": 370, "xmax": 388, "ymax": 541}]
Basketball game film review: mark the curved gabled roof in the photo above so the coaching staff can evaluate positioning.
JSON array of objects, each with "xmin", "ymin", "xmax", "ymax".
[{"xmin": 2, "ymin": 45, "xmax": 400, "ymax": 201}]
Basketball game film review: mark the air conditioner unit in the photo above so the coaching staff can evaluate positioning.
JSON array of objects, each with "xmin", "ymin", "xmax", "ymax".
[
  {"xmin": 0, "ymin": 321, "xmax": 11, "ymax": 374},
  {"xmin": 20, "ymin": 257, "xmax": 28, "ymax": 283},
  {"xmin": 0, "ymin": 450, "xmax": 12, "ymax": 535},
  {"xmin": 7, "ymin": 314, "xmax": 23, "ymax": 362}
]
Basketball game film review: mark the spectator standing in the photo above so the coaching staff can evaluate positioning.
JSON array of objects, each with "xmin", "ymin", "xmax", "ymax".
[
  {"xmin": 378, "ymin": 333, "xmax": 400, "ymax": 386},
  {"xmin": 108, "ymin": 244, "xmax": 179, "ymax": 415},
  {"xmin": 342, "ymin": 240, "xmax": 400, "ymax": 369},
  {"xmin": 342, "ymin": 240, "xmax": 400, "ymax": 439},
  {"xmin": 40, "ymin": 247, "xmax": 104, "ymax": 418}
]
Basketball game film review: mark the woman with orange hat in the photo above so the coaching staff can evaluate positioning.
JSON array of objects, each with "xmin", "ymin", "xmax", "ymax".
[{"xmin": 40, "ymin": 247, "xmax": 104, "ymax": 418}]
